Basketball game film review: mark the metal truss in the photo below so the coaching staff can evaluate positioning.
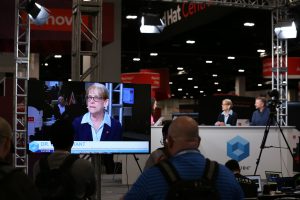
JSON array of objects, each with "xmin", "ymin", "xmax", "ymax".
[
  {"xmin": 14, "ymin": 0, "xmax": 29, "ymax": 172},
  {"xmin": 106, "ymin": 83, "xmax": 124, "ymax": 125},
  {"xmin": 271, "ymin": 7, "xmax": 289, "ymax": 126},
  {"xmin": 71, "ymin": 0, "xmax": 103, "ymax": 81}
]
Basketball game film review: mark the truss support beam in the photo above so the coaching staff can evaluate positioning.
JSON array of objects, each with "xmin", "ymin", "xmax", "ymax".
[
  {"xmin": 14, "ymin": 0, "xmax": 29, "ymax": 172},
  {"xmin": 71, "ymin": 0, "xmax": 103, "ymax": 82}
]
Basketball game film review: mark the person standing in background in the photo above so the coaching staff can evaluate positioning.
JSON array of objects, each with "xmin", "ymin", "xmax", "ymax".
[
  {"xmin": 150, "ymin": 98, "xmax": 157, "ymax": 126},
  {"xmin": 250, "ymin": 96, "xmax": 270, "ymax": 126},
  {"xmin": 215, "ymin": 99, "xmax": 238, "ymax": 126}
]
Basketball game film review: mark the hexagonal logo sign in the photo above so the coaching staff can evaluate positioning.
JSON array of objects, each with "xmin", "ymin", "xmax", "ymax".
[{"xmin": 227, "ymin": 135, "xmax": 249, "ymax": 162}]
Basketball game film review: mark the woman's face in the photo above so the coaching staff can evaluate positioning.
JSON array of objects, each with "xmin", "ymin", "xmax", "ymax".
[
  {"xmin": 221, "ymin": 101, "xmax": 230, "ymax": 111},
  {"xmin": 86, "ymin": 88, "xmax": 108, "ymax": 115}
]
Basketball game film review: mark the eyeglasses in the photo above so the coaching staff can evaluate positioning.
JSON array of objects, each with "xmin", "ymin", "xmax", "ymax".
[{"xmin": 86, "ymin": 95, "xmax": 104, "ymax": 102}]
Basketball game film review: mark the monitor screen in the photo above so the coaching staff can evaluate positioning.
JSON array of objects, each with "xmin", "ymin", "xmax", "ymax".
[
  {"xmin": 265, "ymin": 171, "xmax": 282, "ymax": 184},
  {"xmin": 27, "ymin": 80, "xmax": 151, "ymax": 154},
  {"xmin": 246, "ymin": 175, "xmax": 262, "ymax": 193}
]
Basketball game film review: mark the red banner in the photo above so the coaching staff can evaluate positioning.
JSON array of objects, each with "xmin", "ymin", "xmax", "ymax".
[{"xmin": 263, "ymin": 57, "xmax": 300, "ymax": 79}]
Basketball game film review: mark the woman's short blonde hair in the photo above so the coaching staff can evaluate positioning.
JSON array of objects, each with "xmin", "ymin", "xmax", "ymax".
[
  {"xmin": 223, "ymin": 99, "xmax": 233, "ymax": 109},
  {"xmin": 86, "ymin": 83, "xmax": 109, "ymax": 100}
]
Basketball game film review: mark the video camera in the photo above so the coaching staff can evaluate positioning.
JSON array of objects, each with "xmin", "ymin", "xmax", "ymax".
[{"xmin": 267, "ymin": 89, "xmax": 281, "ymax": 113}]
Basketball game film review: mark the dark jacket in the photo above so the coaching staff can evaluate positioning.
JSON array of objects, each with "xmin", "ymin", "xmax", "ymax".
[
  {"xmin": 72, "ymin": 115, "xmax": 122, "ymax": 141},
  {"xmin": 217, "ymin": 111, "xmax": 238, "ymax": 126}
]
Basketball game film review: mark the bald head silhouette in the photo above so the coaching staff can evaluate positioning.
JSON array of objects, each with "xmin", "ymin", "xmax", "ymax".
[{"xmin": 167, "ymin": 116, "xmax": 200, "ymax": 156}]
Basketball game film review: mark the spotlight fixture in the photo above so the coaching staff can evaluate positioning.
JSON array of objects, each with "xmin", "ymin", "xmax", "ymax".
[
  {"xmin": 25, "ymin": 0, "xmax": 49, "ymax": 25},
  {"xmin": 274, "ymin": 21, "xmax": 297, "ymax": 39},
  {"xmin": 140, "ymin": 13, "xmax": 165, "ymax": 34}
]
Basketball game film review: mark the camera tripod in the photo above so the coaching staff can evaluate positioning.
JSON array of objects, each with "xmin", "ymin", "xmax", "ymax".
[{"xmin": 254, "ymin": 111, "xmax": 295, "ymax": 175}]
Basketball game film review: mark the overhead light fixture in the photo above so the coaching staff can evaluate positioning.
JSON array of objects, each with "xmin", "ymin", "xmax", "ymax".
[
  {"xmin": 183, "ymin": 96, "xmax": 187, "ymax": 99},
  {"xmin": 54, "ymin": 55, "xmax": 62, "ymax": 58},
  {"xmin": 217, "ymin": 89, "xmax": 222, "ymax": 92},
  {"xmin": 150, "ymin": 52, "xmax": 158, "ymax": 56},
  {"xmin": 186, "ymin": 93, "xmax": 189, "ymax": 95},
  {"xmin": 238, "ymin": 69, "xmax": 245, "ymax": 72},
  {"xmin": 190, "ymin": 96, "xmax": 194, "ymax": 99},
  {"xmin": 206, "ymin": 60, "xmax": 213, "ymax": 64},
  {"xmin": 171, "ymin": 94, "xmax": 175, "ymax": 97},
  {"xmin": 187, "ymin": 77, "xmax": 193, "ymax": 81},
  {"xmin": 257, "ymin": 83, "xmax": 262, "ymax": 87},
  {"xmin": 212, "ymin": 74, "xmax": 218, "ymax": 77},
  {"xmin": 244, "ymin": 22, "xmax": 255, "ymax": 27},
  {"xmin": 68, "ymin": 79, "xmax": 72, "ymax": 81},
  {"xmin": 44, "ymin": 63, "xmax": 48, "ymax": 66},
  {"xmin": 169, "ymin": 81, "xmax": 173, "ymax": 85},
  {"xmin": 274, "ymin": 21, "xmax": 297, "ymax": 39},
  {"xmin": 200, "ymin": 90, "xmax": 204, "ymax": 93},
  {"xmin": 194, "ymin": 86, "xmax": 198, "ymax": 89},
  {"xmin": 257, "ymin": 49, "xmax": 265, "ymax": 53},
  {"xmin": 214, "ymin": 82, "xmax": 219, "ymax": 85},
  {"xmin": 126, "ymin": 15, "xmax": 138, "ymax": 20},
  {"xmin": 227, "ymin": 56, "xmax": 235, "ymax": 60},
  {"xmin": 133, "ymin": 57, "xmax": 140, "ymax": 61},
  {"xmin": 140, "ymin": 13, "xmax": 165, "ymax": 34},
  {"xmin": 177, "ymin": 67, "xmax": 184, "ymax": 70},
  {"xmin": 178, "ymin": 88, "xmax": 183, "ymax": 91},
  {"xmin": 25, "ymin": 0, "xmax": 49, "ymax": 25},
  {"xmin": 186, "ymin": 40, "xmax": 195, "ymax": 44}
]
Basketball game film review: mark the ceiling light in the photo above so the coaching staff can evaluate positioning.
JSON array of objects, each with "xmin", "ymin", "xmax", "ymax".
[
  {"xmin": 25, "ymin": 0, "xmax": 49, "ymax": 25},
  {"xmin": 194, "ymin": 86, "xmax": 198, "ymax": 89},
  {"xmin": 171, "ymin": 94, "xmax": 175, "ymax": 97},
  {"xmin": 217, "ymin": 89, "xmax": 222, "ymax": 92},
  {"xmin": 200, "ymin": 90, "xmax": 204, "ymax": 93},
  {"xmin": 238, "ymin": 69, "xmax": 245, "ymax": 72},
  {"xmin": 186, "ymin": 93, "xmax": 189, "ymax": 95},
  {"xmin": 227, "ymin": 56, "xmax": 235, "ymax": 60},
  {"xmin": 244, "ymin": 22, "xmax": 255, "ymax": 27},
  {"xmin": 178, "ymin": 88, "xmax": 183, "ymax": 91},
  {"xmin": 68, "ymin": 79, "xmax": 72, "ymax": 81},
  {"xmin": 214, "ymin": 82, "xmax": 219, "ymax": 85},
  {"xmin": 186, "ymin": 40, "xmax": 195, "ymax": 44},
  {"xmin": 190, "ymin": 96, "xmax": 194, "ymax": 99},
  {"xmin": 257, "ymin": 83, "xmax": 262, "ymax": 87},
  {"xmin": 274, "ymin": 21, "xmax": 297, "ymax": 39},
  {"xmin": 54, "ymin": 55, "xmax": 62, "ymax": 58},
  {"xmin": 187, "ymin": 77, "xmax": 193, "ymax": 81},
  {"xmin": 178, "ymin": 70, "xmax": 186, "ymax": 75},
  {"xmin": 44, "ymin": 63, "xmax": 48, "ymax": 66},
  {"xmin": 126, "ymin": 15, "xmax": 138, "ymax": 19},
  {"xmin": 206, "ymin": 60, "xmax": 213, "ymax": 64},
  {"xmin": 177, "ymin": 67, "xmax": 183, "ymax": 70},
  {"xmin": 183, "ymin": 96, "xmax": 186, "ymax": 99},
  {"xmin": 283, "ymin": 81, "xmax": 287, "ymax": 84},
  {"xmin": 257, "ymin": 49, "xmax": 265, "ymax": 53},
  {"xmin": 133, "ymin": 57, "xmax": 140, "ymax": 61},
  {"xmin": 140, "ymin": 13, "xmax": 165, "ymax": 34},
  {"xmin": 169, "ymin": 81, "xmax": 173, "ymax": 84},
  {"xmin": 212, "ymin": 74, "xmax": 218, "ymax": 77},
  {"xmin": 150, "ymin": 52, "xmax": 158, "ymax": 56}
]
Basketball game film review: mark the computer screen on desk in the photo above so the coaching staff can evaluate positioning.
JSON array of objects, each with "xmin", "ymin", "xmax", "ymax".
[
  {"xmin": 265, "ymin": 171, "xmax": 282, "ymax": 184},
  {"xmin": 246, "ymin": 175, "xmax": 262, "ymax": 193}
]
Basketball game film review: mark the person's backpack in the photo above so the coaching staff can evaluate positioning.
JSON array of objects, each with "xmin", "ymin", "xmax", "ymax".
[
  {"xmin": 35, "ymin": 154, "xmax": 79, "ymax": 200},
  {"xmin": 158, "ymin": 158, "xmax": 219, "ymax": 200}
]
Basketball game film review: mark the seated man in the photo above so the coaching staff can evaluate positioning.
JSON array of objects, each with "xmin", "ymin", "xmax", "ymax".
[
  {"xmin": 0, "ymin": 117, "xmax": 41, "ymax": 200},
  {"xmin": 33, "ymin": 119, "xmax": 96, "ymax": 199},
  {"xmin": 123, "ymin": 116, "xmax": 243, "ymax": 200},
  {"xmin": 225, "ymin": 159, "xmax": 258, "ymax": 197}
]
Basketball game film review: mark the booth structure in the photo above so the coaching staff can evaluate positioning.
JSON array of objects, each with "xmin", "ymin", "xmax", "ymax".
[{"xmin": 121, "ymin": 126, "xmax": 300, "ymax": 185}]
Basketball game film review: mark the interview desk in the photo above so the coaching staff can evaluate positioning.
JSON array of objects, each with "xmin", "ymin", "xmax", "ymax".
[{"xmin": 120, "ymin": 126, "xmax": 300, "ymax": 185}]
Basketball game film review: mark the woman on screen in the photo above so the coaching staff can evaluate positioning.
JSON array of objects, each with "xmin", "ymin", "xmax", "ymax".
[{"xmin": 72, "ymin": 83, "xmax": 122, "ymax": 141}]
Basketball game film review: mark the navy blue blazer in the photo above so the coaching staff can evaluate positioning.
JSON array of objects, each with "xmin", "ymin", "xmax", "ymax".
[
  {"xmin": 72, "ymin": 115, "xmax": 122, "ymax": 141},
  {"xmin": 217, "ymin": 111, "xmax": 238, "ymax": 126}
]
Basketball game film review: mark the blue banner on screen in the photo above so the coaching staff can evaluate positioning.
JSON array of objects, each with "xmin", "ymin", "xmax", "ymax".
[{"xmin": 27, "ymin": 80, "xmax": 151, "ymax": 154}]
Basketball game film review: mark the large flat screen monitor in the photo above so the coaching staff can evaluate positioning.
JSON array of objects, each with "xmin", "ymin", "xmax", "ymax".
[{"xmin": 27, "ymin": 80, "xmax": 151, "ymax": 154}]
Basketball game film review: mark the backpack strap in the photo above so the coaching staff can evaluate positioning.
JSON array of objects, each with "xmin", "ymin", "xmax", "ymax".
[
  {"xmin": 157, "ymin": 159, "xmax": 181, "ymax": 184},
  {"xmin": 202, "ymin": 158, "xmax": 219, "ymax": 185},
  {"xmin": 59, "ymin": 154, "xmax": 79, "ymax": 172},
  {"xmin": 39, "ymin": 155, "xmax": 51, "ymax": 172},
  {"xmin": 157, "ymin": 158, "xmax": 219, "ymax": 185}
]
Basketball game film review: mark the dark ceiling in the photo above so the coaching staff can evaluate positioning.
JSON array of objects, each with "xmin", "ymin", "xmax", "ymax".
[{"xmin": 121, "ymin": 0, "xmax": 300, "ymax": 98}]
